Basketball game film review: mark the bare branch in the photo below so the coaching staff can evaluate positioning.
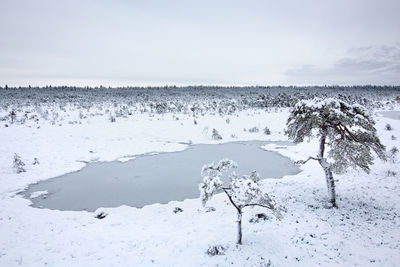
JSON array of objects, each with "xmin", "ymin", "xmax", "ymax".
[
  {"xmin": 295, "ymin": 156, "xmax": 318, "ymax": 165},
  {"xmin": 244, "ymin": 203, "xmax": 274, "ymax": 210},
  {"xmin": 341, "ymin": 124, "xmax": 361, "ymax": 142},
  {"xmin": 222, "ymin": 188, "xmax": 241, "ymax": 212}
]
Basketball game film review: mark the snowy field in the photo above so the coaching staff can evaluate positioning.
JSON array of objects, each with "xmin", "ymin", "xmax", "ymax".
[{"xmin": 0, "ymin": 87, "xmax": 400, "ymax": 266}]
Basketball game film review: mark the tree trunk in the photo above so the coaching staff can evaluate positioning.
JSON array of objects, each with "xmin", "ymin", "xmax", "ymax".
[
  {"xmin": 319, "ymin": 157, "xmax": 336, "ymax": 207},
  {"xmin": 237, "ymin": 209, "xmax": 242, "ymax": 245},
  {"xmin": 318, "ymin": 128, "xmax": 337, "ymax": 207}
]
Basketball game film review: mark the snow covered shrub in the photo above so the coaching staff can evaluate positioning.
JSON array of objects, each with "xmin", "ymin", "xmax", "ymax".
[
  {"xmin": 173, "ymin": 207, "xmax": 183, "ymax": 213},
  {"xmin": 94, "ymin": 211, "xmax": 107, "ymax": 219},
  {"xmin": 155, "ymin": 102, "xmax": 167, "ymax": 114},
  {"xmin": 9, "ymin": 109, "xmax": 16, "ymax": 123},
  {"xmin": 13, "ymin": 153, "xmax": 26, "ymax": 173},
  {"xmin": 263, "ymin": 126, "xmax": 271, "ymax": 135},
  {"xmin": 199, "ymin": 159, "xmax": 281, "ymax": 244},
  {"xmin": 286, "ymin": 98, "xmax": 386, "ymax": 207},
  {"xmin": 248, "ymin": 126, "xmax": 259, "ymax": 133},
  {"xmin": 204, "ymin": 206, "xmax": 216, "ymax": 212},
  {"xmin": 391, "ymin": 135, "xmax": 397, "ymax": 140},
  {"xmin": 109, "ymin": 115, "xmax": 116, "ymax": 122},
  {"xmin": 249, "ymin": 213, "xmax": 269, "ymax": 223},
  {"xmin": 206, "ymin": 245, "xmax": 227, "ymax": 256},
  {"xmin": 212, "ymin": 129, "xmax": 222, "ymax": 140},
  {"xmin": 387, "ymin": 170, "xmax": 397, "ymax": 177},
  {"xmin": 260, "ymin": 259, "xmax": 272, "ymax": 267},
  {"xmin": 225, "ymin": 118, "xmax": 230, "ymax": 124},
  {"xmin": 385, "ymin": 123, "xmax": 393, "ymax": 131},
  {"xmin": 33, "ymin": 157, "xmax": 40, "ymax": 165},
  {"xmin": 388, "ymin": 146, "xmax": 398, "ymax": 163}
]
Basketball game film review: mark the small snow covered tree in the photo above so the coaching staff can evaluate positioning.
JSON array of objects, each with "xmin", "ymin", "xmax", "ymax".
[
  {"xmin": 33, "ymin": 157, "xmax": 40, "ymax": 165},
  {"xmin": 13, "ymin": 153, "xmax": 26, "ymax": 173},
  {"xmin": 388, "ymin": 146, "xmax": 398, "ymax": 164},
  {"xmin": 199, "ymin": 159, "xmax": 280, "ymax": 244},
  {"xmin": 10, "ymin": 110, "xmax": 16, "ymax": 124},
  {"xmin": 286, "ymin": 98, "xmax": 386, "ymax": 207},
  {"xmin": 212, "ymin": 129, "xmax": 222, "ymax": 140}
]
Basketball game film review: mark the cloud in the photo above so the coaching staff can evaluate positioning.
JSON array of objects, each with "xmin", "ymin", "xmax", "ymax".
[{"xmin": 285, "ymin": 44, "xmax": 400, "ymax": 85}]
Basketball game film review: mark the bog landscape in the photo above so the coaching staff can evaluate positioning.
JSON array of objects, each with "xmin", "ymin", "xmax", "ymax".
[
  {"xmin": 1, "ymin": 86, "xmax": 399, "ymax": 266},
  {"xmin": 1, "ymin": 0, "xmax": 399, "ymax": 266}
]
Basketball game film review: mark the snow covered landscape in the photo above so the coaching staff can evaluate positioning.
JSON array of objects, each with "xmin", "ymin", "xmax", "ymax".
[
  {"xmin": 0, "ymin": 86, "xmax": 399, "ymax": 266},
  {"xmin": 1, "ymin": 0, "xmax": 400, "ymax": 266}
]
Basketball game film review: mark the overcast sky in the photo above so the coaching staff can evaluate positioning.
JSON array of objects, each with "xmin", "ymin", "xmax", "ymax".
[{"xmin": 0, "ymin": 0, "xmax": 399, "ymax": 86}]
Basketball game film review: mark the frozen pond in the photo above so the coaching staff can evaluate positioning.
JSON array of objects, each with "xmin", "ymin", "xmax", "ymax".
[
  {"xmin": 23, "ymin": 141, "xmax": 300, "ymax": 211},
  {"xmin": 379, "ymin": 111, "xmax": 400, "ymax": 120}
]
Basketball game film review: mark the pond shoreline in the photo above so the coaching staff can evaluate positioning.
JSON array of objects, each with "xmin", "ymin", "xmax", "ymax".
[{"xmin": 22, "ymin": 140, "xmax": 300, "ymax": 211}]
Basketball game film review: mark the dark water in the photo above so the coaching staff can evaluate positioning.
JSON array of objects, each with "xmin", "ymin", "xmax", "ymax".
[{"xmin": 23, "ymin": 141, "xmax": 300, "ymax": 211}]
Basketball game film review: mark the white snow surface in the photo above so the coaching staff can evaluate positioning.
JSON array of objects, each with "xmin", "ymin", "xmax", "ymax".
[
  {"xmin": 0, "ymin": 110, "xmax": 399, "ymax": 266},
  {"xmin": 117, "ymin": 156, "xmax": 136, "ymax": 163},
  {"xmin": 29, "ymin": 191, "xmax": 48, "ymax": 199}
]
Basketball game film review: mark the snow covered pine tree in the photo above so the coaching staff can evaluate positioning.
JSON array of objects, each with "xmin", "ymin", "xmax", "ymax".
[
  {"xmin": 199, "ymin": 159, "xmax": 281, "ymax": 244},
  {"xmin": 13, "ymin": 153, "xmax": 26, "ymax": 173},
  {"xmin": 286, "ymin": 98, "xmax": 386, "ymax": 207}
]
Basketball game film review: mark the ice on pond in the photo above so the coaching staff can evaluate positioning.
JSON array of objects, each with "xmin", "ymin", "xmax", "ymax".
[
  {"xmin": 23, "ymin": 141, "xmax": 300, "ymax": 211},
  {"xmin": 379, "ymin": 111, "xmax": 400, "ymax": 120}
]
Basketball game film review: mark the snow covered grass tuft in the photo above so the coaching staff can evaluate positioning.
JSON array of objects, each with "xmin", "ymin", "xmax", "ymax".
[
  {"xmin": 206, "ymin": 244, "xmax": 227, "ymax": 256},
  {"xmin": 385, "ymin": 123, "xmax": 393, "ymax": 131}
]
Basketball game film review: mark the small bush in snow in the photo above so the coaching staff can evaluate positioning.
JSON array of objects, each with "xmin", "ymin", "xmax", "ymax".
[
  {"xmin": 206, "ymin": 245, "xmax": 227, "ymax": 256},
  {"xmin": 385, "ymin": 123, "xmax": 393, "ymax": 131},
  {"xmin": 260, "ymin": 259, "xmax": 272, "ymax": 267},
  {"xmin": 212, "ymin": 129, "xmax": 222, "ymax": 140},
  {"xmin": 387, "ymin": 170, "xmax": 397, "ymax": 177},
  {"xmin": 109, "ymin": 115, "xmax": 116, "ymax": 123},
  {"xmin": 263, "ymin": 126, "xmax": 271, "ymax": 135},
  {"xmin": 199, "ymin": 159, "xmax": 281, "ymax": 244},
  {"xmin": 94, "ymin": 211, "xmax": 107, "ymax": 219},
  {"xmin": 204, "ymin": 206, "xmax": 216, "ymax": 212},
  {"xmin": 248, "ymin": 126, "xmax": 259, "ymax": 133},
  {"xmin": 225, "ymin": 118, "xmax": 230, "ymax": 124},
  {"xmin": 388, "ymin": 146, "xmax": 398, "ymax": 163},
  {"xmin": 173, "ymin": 207, "xmax": 183, "ymax": 213},
  {"xmin": 249, "ymin": 213, "xmax": 269, "ymax": 223},
  {"xmin": 391, "ymin": 135, "xmax": 396, "ymax": 140},
  {"xmin": 33, "ymin": 157, "xmax": 40, "ymax": 165},
  {"xmin": 9, "ymin": 110, "xmax": 16, "ymax": 123},
  {"xmin": 13, "ymin": 153, "xmax": 26, "ymax": 173}
]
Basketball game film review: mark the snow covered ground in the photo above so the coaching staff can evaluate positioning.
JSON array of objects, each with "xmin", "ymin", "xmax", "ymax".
[{"xmin": 0, "ymin": 108, "xmax": 399, "ymax": 266}]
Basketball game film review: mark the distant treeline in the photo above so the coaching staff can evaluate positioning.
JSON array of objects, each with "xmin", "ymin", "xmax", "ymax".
[{"xmin": 0, "ymin": 85, "xmax": 399, "ymax": 126}]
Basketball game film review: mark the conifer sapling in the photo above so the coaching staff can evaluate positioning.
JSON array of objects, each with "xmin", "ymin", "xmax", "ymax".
[{"xmin": 199, "ymin": 159, "xmax": 281, "ymax": 244}]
